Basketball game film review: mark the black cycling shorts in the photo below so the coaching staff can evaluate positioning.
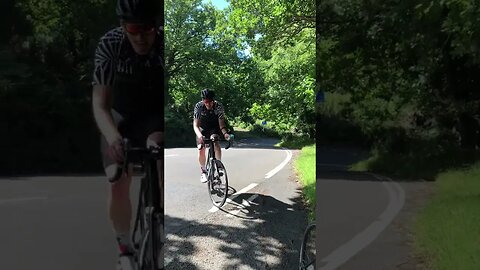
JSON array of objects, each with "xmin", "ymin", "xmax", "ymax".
[
  {"xmin": 196, "ymin": 127, "xmax": 221, "ymax": 146},
  {"xmin": 101, "ymin": 110, "xmax": 163, "ymax": 168}
]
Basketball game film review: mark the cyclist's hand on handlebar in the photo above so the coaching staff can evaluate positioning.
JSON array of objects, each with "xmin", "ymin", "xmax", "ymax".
[
  {"xmin": 197, "ymin": 135, "xmax": 204, "ymax": 150},
  {"xmin": 107, "ymin": 138, "xmax": 124, "ymax": 163},
  {"xmin": 223, "ymin": 133, "xmax": 230, "ymax": 141}
]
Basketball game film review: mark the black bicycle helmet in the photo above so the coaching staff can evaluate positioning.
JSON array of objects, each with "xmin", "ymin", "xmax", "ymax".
[
  {"xmin": 201, "ymin": 89, "xmax": 215, "ymax": 100},
  {"xmin": 116, "ymin": 0, "xmax": 161, "ymax": 24}
]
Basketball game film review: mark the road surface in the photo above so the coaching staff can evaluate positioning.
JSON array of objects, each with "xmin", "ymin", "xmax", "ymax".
[
  {"xmin": 317, "ymin": 145, "xmax": 431, "ymax": 270},
  {"xmin": 0, "ymin": 138, "xmax": 309, "ymax": 270}
]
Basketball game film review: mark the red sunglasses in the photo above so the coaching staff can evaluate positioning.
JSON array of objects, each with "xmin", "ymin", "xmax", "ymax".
[
  {"xmin": 203, "ymin": 99, "xmax": 213, "ymax": 104},
  {"xmin": 124, "ymin": 23, "xmax": 156, "ymax": 35}
]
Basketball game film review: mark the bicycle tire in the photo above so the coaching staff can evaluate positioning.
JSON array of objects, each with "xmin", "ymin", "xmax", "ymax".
[
  {"xmin": 132, "ymin": 175, "xmax": 149, "ymax": 270},
  {"xmin": 148, "ymin": 159, "xmax": 163, "ymax": 270},
  {"xmin": 208, "ymin": 159, "xmax": 229, "ymax": 207},
  {"xmin": 133, "ymin": 176, "xmax": 146, "ymax": 245},
  {"xmin": 136, "ymin": 159, "xmax": 163, "ymax": 270},
  {"xmin": 299, "ymin": 223, "xmax": 316, "ymax": 270}
]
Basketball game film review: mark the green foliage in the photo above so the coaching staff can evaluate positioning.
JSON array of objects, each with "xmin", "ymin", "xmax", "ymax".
[
  {"xmin": 164, "ymin": 108, "xmax": 194, "ymax": 147},
  {"xmin": 253, "ymin": 30, "xmax": 315, "ymax": 137},
  {"xmin": 1, "ymin": 0, "xmax": 316, "ymax": 173},
  {"xmin": 0, "ymin": 0, "xmax": 117, "ymax": 174},
  {"xmin": 165, "ymin": 0, "xmax": 315, "ymax": 140},
  {"xmin": 318, "ymin": 0, "xmax": 480, "ymax": 151}
]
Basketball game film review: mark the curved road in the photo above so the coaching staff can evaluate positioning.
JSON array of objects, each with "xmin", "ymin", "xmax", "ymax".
[
  {"xmin": 0, "ymin": 138, "xmax": 309, "ymax": 270},
  {"xmin": 164, "ymin": 138, "xmax": 307, "ymax": 269},
  {"xmin": 317, "ymin": 145, "xmax": 430, "ymax": 270}
]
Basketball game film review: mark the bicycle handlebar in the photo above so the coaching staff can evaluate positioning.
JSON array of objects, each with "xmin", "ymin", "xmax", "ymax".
[
  {"xmin": 201, "ymin": 134, "xmax": 234, "ymax": 150},
  {"xmin": 109, "ymin": 138, "xmax": 163, "ymax": 183}
]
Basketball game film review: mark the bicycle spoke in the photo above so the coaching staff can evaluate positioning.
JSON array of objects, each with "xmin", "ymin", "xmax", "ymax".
[{"xmin": 208, "ymin": 160, "xmax": 229, "ymax": 207}]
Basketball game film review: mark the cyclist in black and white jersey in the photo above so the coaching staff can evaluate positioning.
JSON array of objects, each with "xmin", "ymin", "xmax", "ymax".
[
  {"xmin": 91, "ymin": 0, "xmax": 164, "ymax": 268},
  {"xmin": 193, "ymin": 89, "xmax": 230, "ymax": 183}
]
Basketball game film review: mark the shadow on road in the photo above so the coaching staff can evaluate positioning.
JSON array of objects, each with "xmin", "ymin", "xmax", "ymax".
[
  {"xmin": 165, "ymin": 192, "xmax": 308, "ymax": 269},
  {"xmin": 317, "ymin": 145, "xmax": 428, "ymax": 182},
  {"xmin": 232, "ymin": 137, "xmax": 282, "ymax": 150}
]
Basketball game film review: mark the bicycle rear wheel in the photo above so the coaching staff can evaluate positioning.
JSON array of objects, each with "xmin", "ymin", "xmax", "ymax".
[
  {"xmin": 208, "ymin": 160, "xmax": 229, "ymax": 207},
  {"xmin": 299, "ymin": 223, "xmax": 316, "ymax": 270}
]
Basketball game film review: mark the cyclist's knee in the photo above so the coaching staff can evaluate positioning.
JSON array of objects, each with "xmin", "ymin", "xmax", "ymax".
[{"xmin": 110, "ymin": 179, "xmax": 131, "ymax": 199}]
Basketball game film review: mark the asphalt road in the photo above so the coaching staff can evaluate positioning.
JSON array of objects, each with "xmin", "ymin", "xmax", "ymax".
[
  {"xmin": 164, "ymin": 138, "xmax": 308, "ymax": 269},
  {"xmin": 317, "ymin": 145, "xmax": 430, "ymax": 270},
  {"xmin": 0, "ymin": 138, "xmax": 309, "ymax": 270}
]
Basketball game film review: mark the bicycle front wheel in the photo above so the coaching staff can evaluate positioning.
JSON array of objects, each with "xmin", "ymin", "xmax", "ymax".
[
  {"xmin": 299, "ymin": 223, "xmax": 316, "ymax": 270},
  {"xmin": 141, "ymin": 159, "xmax": 163, "ymax": 270},
  {"xmin": 208, "ymin": 160, "xmax": 229, "ymax": 207}
]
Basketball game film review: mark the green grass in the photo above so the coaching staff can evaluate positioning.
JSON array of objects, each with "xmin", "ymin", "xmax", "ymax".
[
  {"xmin": 349, "ymin": 158, "xmax": 371, "ymax": 172},
  {"xmin": 277, "ymin": 135, "xmax": 315, "ymax": 149},
  {"xmin": 414, "ymin": 163, "xmax": 480, "ymax": 270},
  {"xmin": 294, "ymin": 144, "xmax": 316, "ymax": 221}
]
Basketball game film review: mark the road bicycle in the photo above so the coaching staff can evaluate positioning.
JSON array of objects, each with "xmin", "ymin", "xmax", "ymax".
[
  {"xmin": 201, "ymin": 134, "xmax": 232, "ymax": 208},
  {"xmin": 110, "ymin": 138, "xmax": 164, "ymax": 270},
  {"xmin": 299, "ymin": 223, "xmax": 316, "ymax": 270}
]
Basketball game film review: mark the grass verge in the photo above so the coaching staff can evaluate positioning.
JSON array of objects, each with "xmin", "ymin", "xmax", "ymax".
[
  {"xmin": 349, "ymin": 143, "xmax": 480, "ymax": 180},
  {"xmin": 277, "ymin": 135, "xmax": 315, "ymax": 149},
  {"xmin": 413, "ymin": 162, "xmax": 480, "ymax": 270},
  {"xmin": 294, "ymin": 144, "xmax": 316, "ymax": 221}
]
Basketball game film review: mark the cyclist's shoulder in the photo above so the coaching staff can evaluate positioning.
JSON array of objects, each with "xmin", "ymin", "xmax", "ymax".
[
  {"xmin": 98, "ymin": 27, "xmax": 124, "ymax": 44},
  {"xmin": 194, "ymin": 101, "xmax": 204, "ymax": 108},
  {"xmin": 95, "ymin": 27, "xmax": 125, "ymax": 54}
]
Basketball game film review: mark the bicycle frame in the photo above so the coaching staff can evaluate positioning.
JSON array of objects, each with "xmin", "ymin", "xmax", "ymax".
[
  {"xmin": 203, "ymin": 136, "xmax": 231, "ymax": 170},
  {"xmin": 111, "ymin": 138, "xmax": 164, "ymax": 270}
]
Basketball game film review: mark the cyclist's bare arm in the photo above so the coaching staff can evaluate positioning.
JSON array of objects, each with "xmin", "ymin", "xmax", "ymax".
[
  {"xmin": 193, "ymin": 118, "xmax": 203, "ymax": 138},
  {"xmin": 92, "ymin": 84, "xmax": 122, "ymax": 144},
  {"xmin": 218, "ymin": 118, "xmax": 227, "ymax": 135}
]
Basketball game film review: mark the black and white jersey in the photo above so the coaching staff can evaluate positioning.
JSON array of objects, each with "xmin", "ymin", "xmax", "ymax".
[
  {"xmin": 92, "ymin": 27, "xmax": 164, "ymax": 85},
  {"xmin": 193, "ymin": 101, "xmax": 225, "ymax": 130},
  {"xmin": 92, "ymin": 27, "xmax": 164, "ymax": 117},
  {"xmin": 193, "ymin": 101, "xmax": 225, "ymax": 119}
]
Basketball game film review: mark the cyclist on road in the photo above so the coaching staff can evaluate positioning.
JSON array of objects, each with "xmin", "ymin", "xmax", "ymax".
[
  {"xmin": 193, "ymin": 89, "xmax": 230, "ymax": 183},
  {"xmin": 91, "ymin": 0, "xmax": 164, "ymax": 268}
]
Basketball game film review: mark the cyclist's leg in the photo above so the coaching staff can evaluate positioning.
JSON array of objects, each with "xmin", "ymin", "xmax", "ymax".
[
  {"xmin": 100, "ymin": 110, "xmax": 134, "ymax": 253},
  {"xmin": 197, "ymin": 129, "xmax": 209, "ymax": 173}
]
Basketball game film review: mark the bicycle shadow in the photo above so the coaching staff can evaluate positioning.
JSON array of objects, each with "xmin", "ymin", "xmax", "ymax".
[{"xmin": 164, "ymin": 191, "xmax": 309, "ymax": 269}]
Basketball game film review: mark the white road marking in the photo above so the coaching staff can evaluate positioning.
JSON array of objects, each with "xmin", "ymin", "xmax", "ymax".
[
  {"xmin": 165, "ymin": 154, "xmax": 179, "ymax": 157},
  {"xmin": 208, "ymin": 183, "xmax": 258, "ymax": 213},
  {"xmin": 319, "ymin": 173, "xmax": 405, "ymax": 270},
  {"xmin": 209, "ymin": 148, "xmax": 292, "ymax": 214},
  {"xmin": 225, "ymin": 194, "xmax": 259, "ymax": 218},
  {"xmin": 265, "ymin": 150, "xmax": 292, "ymax": 179}
]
